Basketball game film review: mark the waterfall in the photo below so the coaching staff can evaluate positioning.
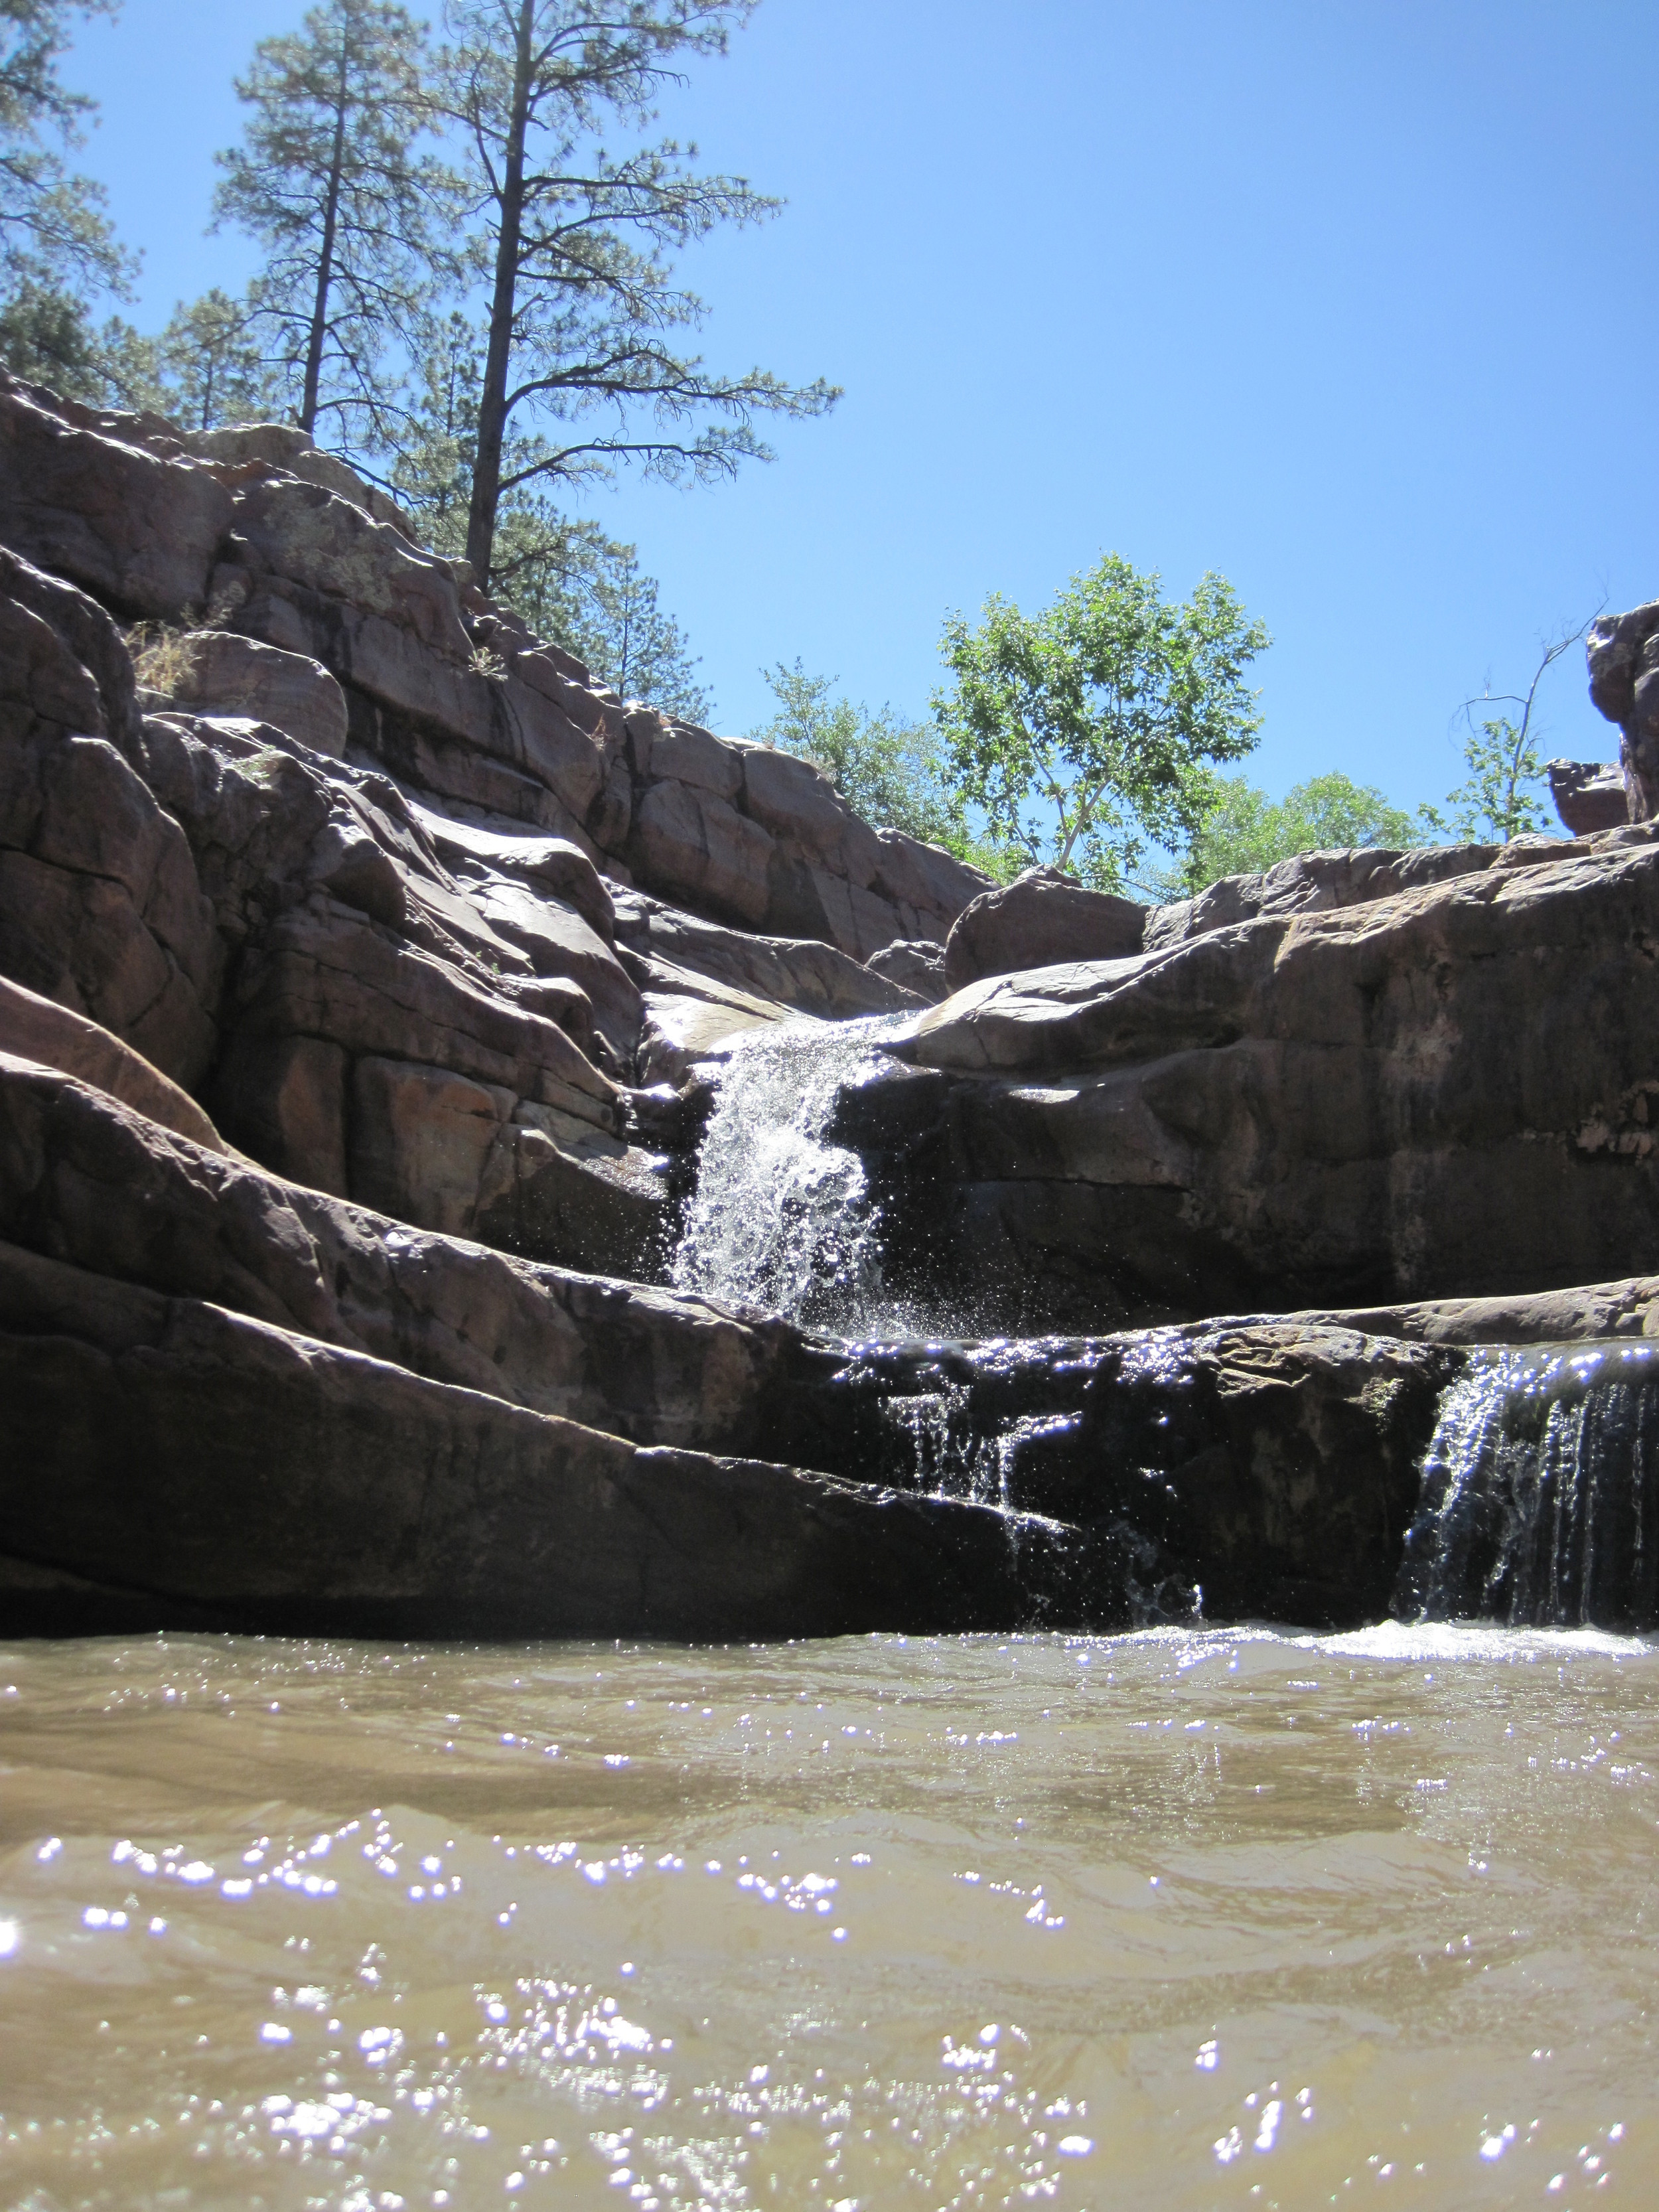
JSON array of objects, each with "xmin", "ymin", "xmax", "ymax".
[
  {"xmin": 1396, "ymin": 1342, "xmax": 1659, "ymax": 1629},
  {"xmin": 671, "ymin": 1013, "xmax": 917, "ymax": 1335}
]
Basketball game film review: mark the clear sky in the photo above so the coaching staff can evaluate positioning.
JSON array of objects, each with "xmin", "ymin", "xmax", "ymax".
[{"xmin": 62, "ymin": 0, "xmax": 1659, "ymax": 810}]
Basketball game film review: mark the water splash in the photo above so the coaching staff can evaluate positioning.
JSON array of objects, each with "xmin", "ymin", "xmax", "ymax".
[
  {"xmin": 671, "ymin": 1014, "xmax": 914, "ymax": 1333},
  {"xmin": 1396, "ymin": 1343, "xmax": 1659, "ymax": 1629}
]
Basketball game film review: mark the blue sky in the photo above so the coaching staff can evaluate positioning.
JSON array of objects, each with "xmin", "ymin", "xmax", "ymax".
[{"xmin": 64, "ymin": 0, "xmax": 1659, "ymax": 810}]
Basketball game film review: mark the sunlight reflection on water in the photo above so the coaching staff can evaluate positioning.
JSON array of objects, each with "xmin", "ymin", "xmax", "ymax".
[{"xmin": 0, "ymin": 1623, "xmax": 1654, "ymax": 2209}]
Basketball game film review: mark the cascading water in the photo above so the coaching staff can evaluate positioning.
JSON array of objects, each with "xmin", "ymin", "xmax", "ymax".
[
  {"xmin": 1396, "ymin": 1341, "xmax": 1659, "ymax": 1629},
  {"xmin": 670, "ymin": 1013, "xmax": 918, "ymax": 1335}
]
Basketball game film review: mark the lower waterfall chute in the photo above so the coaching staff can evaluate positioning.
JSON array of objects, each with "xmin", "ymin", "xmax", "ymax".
[{"xmin": 1396, "ymin": 1342, "xmax": 1659, "ymax": 1630}]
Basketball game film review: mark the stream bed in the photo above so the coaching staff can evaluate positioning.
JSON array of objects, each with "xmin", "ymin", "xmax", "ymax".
[{"xmin": 1, "ymin": 1623, "xmax": 1654, "ymax": 2210}]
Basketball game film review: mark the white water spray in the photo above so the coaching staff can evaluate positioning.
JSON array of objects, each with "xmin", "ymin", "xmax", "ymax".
[{"xmin": 671, "ymin": 1014, "xmax": 916, "ymax": 1335}]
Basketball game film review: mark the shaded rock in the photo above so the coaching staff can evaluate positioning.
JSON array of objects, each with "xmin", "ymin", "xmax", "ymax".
[
  {"xmin": 944, "ymin": 866, "xmax": 1146, "ymax": 990},
  {"xmin": 865, "ymin": 938, "xmax": 948, "ymax": 1002},
  {"xmin": 1549, "ymin": 758, "xmax": 1628, "ymax": 837},
  {"xmin": 0, "ymin": 715, "xmax": 221, "ymax": 1087},
  {"xmin": 1, "ymin": 544, "xmax": 141, "ymax": 753},
  {"xmin": 810, "ymin": 1321, "xmax": 1460, "ymax": 1629},
  {"xmin": 145, "ymin": 629, "xmax": 348, "ymax": 758},
  {"xmin": 0, "ymin": 1240, "xmax": 1060, "ymax": 1639},
  {"xmin": 0, "ymin": 1052, "xmax": 785, "ymax": 1448}
]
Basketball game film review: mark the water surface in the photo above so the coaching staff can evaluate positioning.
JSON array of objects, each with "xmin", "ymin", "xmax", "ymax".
[{"xmin": 1, "ymin": 1625, "xmax": 1653, "ymax": 2209}]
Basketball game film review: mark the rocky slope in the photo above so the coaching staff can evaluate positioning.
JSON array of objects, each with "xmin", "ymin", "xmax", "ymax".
[{"xmin": 4, "ymin": 366, "xmax": 1658, "ymax": 1635}]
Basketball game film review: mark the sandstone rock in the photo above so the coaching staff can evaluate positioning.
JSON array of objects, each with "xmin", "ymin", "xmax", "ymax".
[
  {"xmin": 848, "ymin": 838, "xmax": 1659, "ymax": 1329},
  {"xmin": 1142, "ymin": 842, "xmax": 1498, "ymax": 953},
  {"xmin": 865, "ymin": 938, "xmax": 948, "ymax": 1001},
  {"xmin": 0, "ymin": 1240, "xmax": 1056, "ymax": 1639},
  {"xmin": 1, "ymin": 544, "xmax": 141, "ymax": 751},
  {"xmin": 638, "ymin": 972, "xmax": 793, "ymax": 1086},
  {"xmin": 1587, "ymin": 598, "xmax": 1659, "ymax": 818},
  {"xmin": 187, "ymin": 421, "xmax": 418, "ymax": 540},
  {"xmin": 1548, "ymin": 758, "xmax": 1628, "ymax": 836},
  {"xmin": 410, "ymin": 806, "xmax": 615, "ymax": 938},
  {"xmin": 944, "ymin": 865, "xmax": 1146, "ymax": 990},
  {"xmin": 148, "ymin": 630, "xmax": 349, "ymax": 758},
  {"xmin": 0, "ymin": 725, "xmax": 221, "ymax": 1088},
  {"xmin": 614, "ymin": 889, "xmax": 921, "ymax": 1019},
  {"xmin": 630, "ymin": 776, "xmax": 775, "ymax": 925},
  {"xmin": 0, "ymin": 370, "xmax": 234, "ymax": 618},
  {"xmin": 226, "ymin": 474, "xmax": 470, "ymax": 660},
  {"xmin": 0, "ymin": 1052, "xmax": 807, "ymax": 1450},
  {"xmin": 0, "ymin": 980, "xmax": 226, "ymax": 1151}
]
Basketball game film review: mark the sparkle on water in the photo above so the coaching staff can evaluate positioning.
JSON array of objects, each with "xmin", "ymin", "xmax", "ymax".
[{"xmin": 1, "ymin": 1624, "xmax": 1653, "ymax": 2210}]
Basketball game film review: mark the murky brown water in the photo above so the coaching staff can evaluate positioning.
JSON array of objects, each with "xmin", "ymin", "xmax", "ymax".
[{"xmin": 1, "ymin": 1623, "xmax": 1654, "ymax": 2211}]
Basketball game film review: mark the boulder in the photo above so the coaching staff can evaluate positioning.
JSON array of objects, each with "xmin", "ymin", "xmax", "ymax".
[
  {"xmin": 944, "ymin": 865, "xmax": 1146, "ymax": 990},
  {"xmin": 143, "ymin": 629, "xmax": 349, "ymax": 759},
  {"xmin": 1548, "ymin": 758, "xmax": 1628, "ymax": 836},
  {"xmin": 865, "ymin": 938, "xmax": 948, "ymax": 1001}
]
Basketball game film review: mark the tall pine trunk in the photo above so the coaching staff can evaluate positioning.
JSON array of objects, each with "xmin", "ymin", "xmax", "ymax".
[
  {"xmin": 465, "ymin": 0, "xmax": 533, "ymax": 585},
  {"xmin": 300, "ymin": 30, "xmax": 352, "ymax": 436}
]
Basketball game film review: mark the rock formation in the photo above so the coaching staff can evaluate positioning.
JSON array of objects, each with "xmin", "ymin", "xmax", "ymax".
[{"xmin": 6, "ymin": 362, "xmax": 1659, "ymax": 1635}]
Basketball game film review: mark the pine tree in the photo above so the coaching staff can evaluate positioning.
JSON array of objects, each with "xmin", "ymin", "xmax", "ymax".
[
  {"xmin": 439, "ymin": 0, "xmax": 836, "ymax": 587},
  {"xmin": 0, "ymin": 0, "xmax": 138, "ymax": 398},
  {"xmin": 153, "ymin": 289, "xmax": 275, "ymax": 431},
  {"xmin": 395, "ymin": 310, "xmax": 709, "ymax": 716},
  {"xmin": 212, "ymin": 0, "xmax": 454, "ymax": 447}
]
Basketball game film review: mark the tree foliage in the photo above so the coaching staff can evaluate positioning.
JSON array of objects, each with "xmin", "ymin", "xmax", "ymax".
[
  {"xmin": 395, "ymin": 311, "xmax": 707, "ymax": 713},
  {"xmin": 1419, "ymin": 621, "xmax": 1593, "ymax": 846},
  {"xmin": 149, "ymin": 287, "xmax": 276, "ymax": 430},
  {"xmin": 437, "ymin": 0, "xmax": 836, "ymax": 585},
  {"xmin": 1155, "ymin": 771, "xmax": 1419, "ymax": 897},
  {"xmin": 0, "ymin": 0, "xmax": 140, "ymax": 398},
  {"xmin": 932, "ymin": 553, "xmax": 1270, "ymax": 893},
  {"xmin": 751, "ymin": 661, "xmax": 1022, "ymax": 876},
  {"xmin": 213, "ymin": 0, "xmax": 453, "ymax": 441}
]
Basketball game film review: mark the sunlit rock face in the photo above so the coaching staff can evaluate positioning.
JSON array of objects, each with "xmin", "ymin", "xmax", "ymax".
[
  {"xmin": 7, "ymin": 364, "xmax": 1659, "ymax": 1639},
  {"xmin": 839, "ymin": 828, "xmax": 1659, "ymax": 1332}
]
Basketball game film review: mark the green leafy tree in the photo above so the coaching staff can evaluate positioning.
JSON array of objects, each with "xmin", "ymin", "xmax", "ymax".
[
  {"xmin": 1159, "ymin": 770, "xmax": 1419, "ymax": 896},
  {"xmin": 151, "ymin": 288, "xmax": 276, "ymax": 430},
  {"xmin": 1420, "ymin": 620, "xmax": 1592, "ymax": 845},
  {"xmin": 213, "ymin": 0, "xmax": 454, "ymax": 443},
  {"xmin": 439, "ymin": 0, "xmax": 837, "ymax": 587},
  {"xmin": 932, "ymin": 552, "xmax": 1271, "ymax": 893},
  {"xmin": 1, "ymin": 0, "xmax": 140, "ymax": 398},
  {"xmin": 751, "ymin": 660, "xmax": 1023, "ymax": 876}
]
